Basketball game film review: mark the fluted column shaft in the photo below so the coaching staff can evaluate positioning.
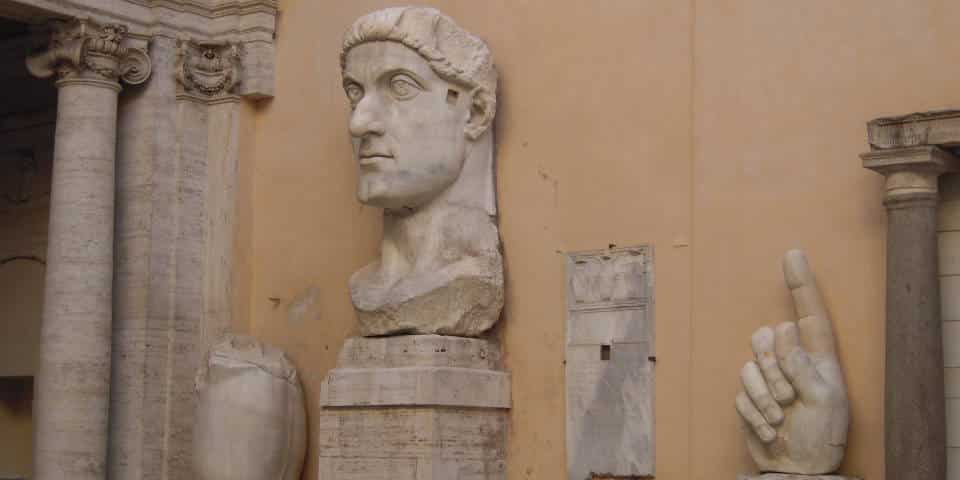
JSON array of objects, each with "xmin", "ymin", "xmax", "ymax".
[
  {"xmin": 26, "ymin": 17, "xmax": 150, "ymax": 480},
  {"xmin": 863, "ymin": 146, "xmax": 958, "ymax": 480}
]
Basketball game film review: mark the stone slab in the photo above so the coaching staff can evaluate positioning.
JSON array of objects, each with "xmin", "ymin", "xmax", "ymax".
[
  {"xmin": 565, "ymin": 247, "xmax": 655, "ymax": 480},
  {"xmin": 738, "ymin": 475, "xmax": 860, "ymax": 480},
  {"xmin": 320, "ymin": 366, "xmax": 510, "ymax": 408}
]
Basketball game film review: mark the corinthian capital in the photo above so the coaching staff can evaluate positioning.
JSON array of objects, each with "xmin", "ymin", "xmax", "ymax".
[
  {"xmin": 175, "ymin": 39, "xmax": 242, "ymax": 98},
  {"xmin": 26, "ymin": 17, "xmax": 151, "ymax": 86}
]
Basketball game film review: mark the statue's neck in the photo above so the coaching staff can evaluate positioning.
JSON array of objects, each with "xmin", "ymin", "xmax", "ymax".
[
  {"xmin": 375, "ymin": 132, "xmax": 495, "ymax": 280},
  {"xmin": 379, "ymin": 195, "xmax": 449, "ymax": 278}
]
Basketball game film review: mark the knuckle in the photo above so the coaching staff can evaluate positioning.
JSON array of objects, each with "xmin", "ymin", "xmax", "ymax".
[
  {"xmin": 751, "ymin": 326, "xmax": 774, "ymax": 347},
  {"xmin": 775, "ymin": 321, "xmax": 796, "ymax": 335},
  {"xmin": 758, "ymin": 352, "xmax": 779, "ymax": 367}
]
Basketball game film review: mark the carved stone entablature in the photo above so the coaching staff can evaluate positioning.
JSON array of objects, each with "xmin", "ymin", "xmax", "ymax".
[
  {"xmin": 26, "ymin": 17, "xmax": 151, "ymax": 86},
  {"xmin": 867, "ymin": 109, "xmax": 960, "ymax": 150},
  {"xmin": 176, "ymin": 38, "xmax": 242, "ymax": 98},
  {"xmin": 6, "ymin": 0, "xmax": 276, "ymax": 98}
]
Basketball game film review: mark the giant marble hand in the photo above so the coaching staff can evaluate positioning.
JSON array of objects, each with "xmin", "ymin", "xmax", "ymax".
[{"xmin": 736, "ymin": 250, "xmax": 849, "ymax": 474}]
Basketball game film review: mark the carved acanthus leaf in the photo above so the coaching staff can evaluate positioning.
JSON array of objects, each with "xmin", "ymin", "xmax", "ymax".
[
  {"xmin": 175, "ymin": 38, "xmax": 242, "ymax": 96},
  {"xmin": 26, "ymin": 17, "xmax": 151, "ymax": 85}
]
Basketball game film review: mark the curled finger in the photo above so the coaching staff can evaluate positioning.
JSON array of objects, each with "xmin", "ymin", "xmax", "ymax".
[
  {"xmin": 741, "ymin": 361, "xmax": 784, "ymax": 425},
  {"xmin": 775, "ymin": 321, "xmax": 825, "ymax": 401},
  {"xmin": 752, "ymin": 326, "xmax": 796, "ymax": 405},
  {"xmin": 736, "ymin": 391, "xmax": 776, "ymax": 443}
]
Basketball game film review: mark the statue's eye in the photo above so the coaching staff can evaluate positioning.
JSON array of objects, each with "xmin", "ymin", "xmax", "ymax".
[
  {"xmin": 344, "ymin": 82, "xmax": 364, "ymax": 105},
  {"xmin": 389, "ymin": 74, "xmax": 420, "ymax": 100}
]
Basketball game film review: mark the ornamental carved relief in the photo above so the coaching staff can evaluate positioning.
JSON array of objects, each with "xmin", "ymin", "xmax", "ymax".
[
  {"xmin": 175, "ymin": 39, "xmax": 242, "ymax": 97},
  {"xmin": 26, "ymin": 17, "xmax": 151, "ymax": 85}
]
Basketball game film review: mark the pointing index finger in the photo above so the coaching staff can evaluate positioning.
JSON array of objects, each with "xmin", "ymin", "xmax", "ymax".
[{"xmin": 783, "ymin": 249, "xmax": 836, "ymax": 357}]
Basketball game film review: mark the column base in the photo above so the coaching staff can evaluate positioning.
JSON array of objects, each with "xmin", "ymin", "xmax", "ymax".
[{"xmin": 317, "ymin": 335, "xmax": 510, "ymax": 480}]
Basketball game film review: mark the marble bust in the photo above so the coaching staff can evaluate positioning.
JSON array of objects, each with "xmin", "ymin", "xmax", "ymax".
[{"xmin": 341, "ymin": 7, "xmax": 503, "ymax": 337}]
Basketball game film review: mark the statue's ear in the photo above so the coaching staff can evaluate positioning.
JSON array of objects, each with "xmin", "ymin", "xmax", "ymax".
[{"xmin": 465, "ymin": 86, "xmax": 496, "ymax": 140}]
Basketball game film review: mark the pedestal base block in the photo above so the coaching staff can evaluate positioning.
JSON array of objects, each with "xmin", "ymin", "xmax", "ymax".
[
  {"xmin": 318, "ymin": 335, "xmax": 510, "ymax": 480},
  {"xmin": 739, "ymin": 474, "xmax": 861, "ymax": 480}
]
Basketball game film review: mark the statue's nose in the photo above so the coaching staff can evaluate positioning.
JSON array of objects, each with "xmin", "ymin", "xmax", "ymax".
[{"xmin": 349, "ymin": 96, "xmax": 385, "ymax": 137}]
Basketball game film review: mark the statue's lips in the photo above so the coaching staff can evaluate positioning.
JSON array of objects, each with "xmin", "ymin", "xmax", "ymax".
[{"xmin": 359, "ymin": 154, "xmax": 393, "ymax": 167}]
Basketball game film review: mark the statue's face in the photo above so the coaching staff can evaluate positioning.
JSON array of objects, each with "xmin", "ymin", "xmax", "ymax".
[{"xmin": 343, "ymin": 41, "xmax": 471, "ymax": 209}]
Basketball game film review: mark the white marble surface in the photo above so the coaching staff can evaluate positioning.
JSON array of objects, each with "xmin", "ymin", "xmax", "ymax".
[
  {"xmin": 735, "ymin": 251, "xmax": 849, "ymax": 475},
  {"xmin": 341, "ymin": 7, "xmax": 503, "ymax": 337},
  {"xmin": 318, "ymin": 335, "xmax": 509, "ymax": 480},
  {"xmin": 565, "ymin": 247, "xmax": 654, "ymax": 480},
  {"xmin": 739, "ymin": 474, "xmax": 860, "ymax": 480},
  {"xmin": 192, "ymin": 335, "xmax": 306, "ymax": 480},
  {"xmin": 321, "ymin": 335, "xmax": 510, "ymax": 409},
  {"xmin": 29, "ymin": 19, "xmax": 134, "ymax": 480}
]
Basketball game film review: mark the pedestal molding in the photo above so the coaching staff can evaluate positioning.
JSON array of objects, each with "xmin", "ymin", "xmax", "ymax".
[
  {"xmin": 321, "ymin": 365, "xmax": 512, "ymax": 409},
  {"xmin": 319, "ymin": 336, "xmax": 510, "ymax": 480}
]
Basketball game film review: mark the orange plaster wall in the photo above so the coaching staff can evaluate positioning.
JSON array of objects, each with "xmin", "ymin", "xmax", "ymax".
[
  {"xmin": 691, "ymin": 2, "xmax": 960, "ymax": 479},
  {"xmin": 248, "ymin": 3, "xmax": 692, "ymax": 479},
  {"xmin": 240, "ymin": 1, "xmax": 960, "ymax": 479}
]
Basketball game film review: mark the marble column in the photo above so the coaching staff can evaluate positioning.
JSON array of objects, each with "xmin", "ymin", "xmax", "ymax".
[
  {"xmin": 25, "ymin": 17, "xmax": 150, "ymax": 480},
  {"xmin": 862, "ymin": 145, "xmax": 959, "ymax": 480}
]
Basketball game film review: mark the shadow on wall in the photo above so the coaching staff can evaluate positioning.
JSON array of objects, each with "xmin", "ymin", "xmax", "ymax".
[
  {"xmin": 0, "ymin": 376, "xmax": 32, "ymax": 480},
  {"xmin": 0, "ymin": 377, "xmax": 31, "ymax": 414}
]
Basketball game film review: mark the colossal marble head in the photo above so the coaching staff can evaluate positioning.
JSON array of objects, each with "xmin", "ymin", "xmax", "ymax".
[
  {"xmin": 340, "ymin": 7, "xmax": 498, "ymax": 212},
  {"xmin": 341, "ymin": 8, "xmax": 504, "ymax": 337}
]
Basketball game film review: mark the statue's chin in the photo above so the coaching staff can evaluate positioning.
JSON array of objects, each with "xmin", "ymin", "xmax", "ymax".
[
  {"xmin": 356, "ymin": 177, "xmax": 391, "ymax": 208},
  {"xmin": 357, "ymin": 172, "xmax": 462, "ymax": 211},
  {"xmin": 356, "ymin": 179, "xmax": 429, "ymax": 211},
  {"xmin": 356, "ymin": 189, "xmax": 411, "ymax": 210},
  {"xmin": 357, "ymin": 194, "xmax": 422, "ymax": 213}
]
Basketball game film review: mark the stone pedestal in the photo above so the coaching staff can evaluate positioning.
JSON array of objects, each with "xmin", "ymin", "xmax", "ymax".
[
  {"xmin": 738, "ymin": 475, "xmax": 860, "ymax": 480},
  {"xmin": 317, "ymin": 335, "xmax": 510, "ymax": 480}
]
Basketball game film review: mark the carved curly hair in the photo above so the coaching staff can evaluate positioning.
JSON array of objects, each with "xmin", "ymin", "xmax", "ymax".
[{"xmin": 340, "ymin": 6, "xmax": 498, "ymax": 117}]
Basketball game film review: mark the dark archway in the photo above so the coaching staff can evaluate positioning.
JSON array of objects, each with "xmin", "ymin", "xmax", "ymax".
[{"xmin": 0, "ymin": 14, "xmax": 55, "ymax": 479}]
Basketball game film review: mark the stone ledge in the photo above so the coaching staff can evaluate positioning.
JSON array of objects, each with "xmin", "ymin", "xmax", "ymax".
[
  {"xmin": 320, "ymin": 365, "xmax": 511, "ymax": 409},
  {"xmin": 861, "ymin": 145, "xmax": 960, "ymax": 173},
  {"xmin": 738, "ymin": 474, "xmax": 861, "ymax": 480}
]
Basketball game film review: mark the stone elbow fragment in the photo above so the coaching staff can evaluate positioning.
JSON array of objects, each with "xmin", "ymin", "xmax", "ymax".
[{"xmin": 193, "ymin": 335, "xmax": 306, "ymax": 480}]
